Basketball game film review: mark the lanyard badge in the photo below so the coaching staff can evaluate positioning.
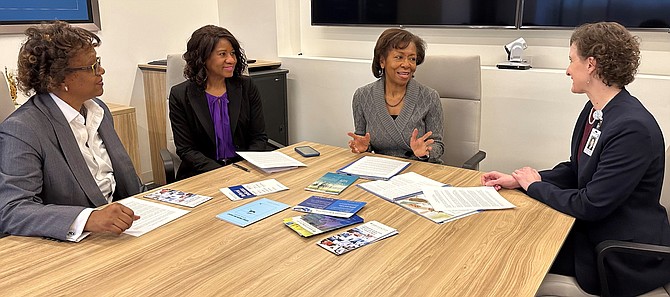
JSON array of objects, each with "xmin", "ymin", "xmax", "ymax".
[{"xmin": 583, "ymin": 109, "xmax": 603, "ymax": 157}]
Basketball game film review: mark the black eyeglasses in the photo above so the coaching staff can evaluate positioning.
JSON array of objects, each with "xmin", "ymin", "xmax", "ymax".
[{"xmin": 66, "ymin": 57, "xmax": 102, "ymax": 75}]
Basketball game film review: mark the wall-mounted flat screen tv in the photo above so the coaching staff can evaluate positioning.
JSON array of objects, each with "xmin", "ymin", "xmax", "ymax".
[
  {"xmin": 311, "ymin": 0, "xmax": 519, "ymax": 28},
  {"xmin": 0, "ymin": 0, "xmax": 101, "ymax": 34},
  {"xmin": 522, "ymin": 0, "xmax": 670, "ymax": 29}
]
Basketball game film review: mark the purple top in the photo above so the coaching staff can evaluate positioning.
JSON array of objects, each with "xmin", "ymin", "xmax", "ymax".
[{"xmin": 206, "ymin": 92, "xmax": 237, "ymax": 160}]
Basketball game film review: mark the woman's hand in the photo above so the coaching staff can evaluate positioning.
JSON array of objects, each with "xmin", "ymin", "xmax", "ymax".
[
  {"xmin": 481, "ymin": 171, "xmax": 520, "ymax": 190},
  {"xmin": 347, "ymin": 132, "xmax": 371, "ymax": 154},
  {"xmin": 512, "ymin": 167, "xmax": 541, "ymax": 191},
  {"xmin": 410, "ymin": 128, "xmax": 434, "ymax": 158}
]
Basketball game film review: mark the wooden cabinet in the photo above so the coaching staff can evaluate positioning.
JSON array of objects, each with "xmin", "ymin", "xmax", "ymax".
[
  {"xmin": 139, "ymin": 62, "xmax": 288, "ymax": 184},
  {"xmin": 106, "ymin": 102, "xmax": 141, "ymax": 176}
]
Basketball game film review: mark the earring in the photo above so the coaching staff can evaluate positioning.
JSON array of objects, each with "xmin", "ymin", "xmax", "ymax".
[{"xmin": 64, "ymin": 85, "xmax": 69, "ymax": 92}]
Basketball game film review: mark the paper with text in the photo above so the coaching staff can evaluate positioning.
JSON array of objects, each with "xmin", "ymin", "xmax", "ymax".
[
  {"xmin": 337, "ymin": 156, "xmax": 410, "ymax": 180},
  {"xmin": 220, "ymin": 179, "xmax": 289, "ymax": 201},
  {"xmin": 422, "ymin": 186, "xmax": 516, "ymax": 212},
  {"xmin": 118, "ymin": 197, "xmax": 189, "ymax": 237},
  {"xmin": 358, "ymin": 172, "xmax": 446, "ymax": 201},
  {"xmin": 237, "ymin": 151, "xmax": 306, "ymax": 173}
]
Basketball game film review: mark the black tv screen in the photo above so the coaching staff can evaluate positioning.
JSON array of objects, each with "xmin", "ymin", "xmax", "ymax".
[
  {"xmin": 522, "ymin": 0, "xmax": 670, "ymax": 29},
  {"xmin": 312, "ymin": 0, "xmax": 518, "ymax": 28}
]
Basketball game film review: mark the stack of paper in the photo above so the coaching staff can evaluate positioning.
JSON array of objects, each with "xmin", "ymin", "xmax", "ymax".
[
  {"xmin": 220, "ymin": 179, "xmax": 289, "ymax": 201},
  {"xmin": 317, "ymin": 221, "xmax": 398, "ymax": 255},
  {"xmin": 236, "ymin": 151, "xmax": 306, "ymax": 173},
  {"xmin": 283, "ymin": 214, "xmax": 364, "ymax": 237},
  {"xmin": 422, "ymin": 186, "xmax": 516, "ymax": 212},
  {"xmin": 337, "ymin": 156, "xmax": 410, "ymax": 180},
  {"xmin": 293, "ymin": 196, "xmax": 366, "ymax": 218},
  {"xmin": 118, "ymin": 197, "xmax": 190, "ymax": 237},
  {"xmin": 358, "ymin": 172, "xmax": 446, "ymax": 201}
]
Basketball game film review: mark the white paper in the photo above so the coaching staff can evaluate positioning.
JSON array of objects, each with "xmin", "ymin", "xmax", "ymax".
[
  {"xmin": 422, "ymin": 186, "xmax": 516, "ymax": 212},
  {"xmin": 236, "ymin": 151, "xmax": 306, "ymax": 173},
  {"xmin": 358, "ymin": 172, "xmax": 445, "ymax": 200},
  {"xmin": 338, "ymin": 156, "xmax": 410, "ymax": 180},
  {"xmin": 118, "ymin": 197, "xmax": 189, "ymax": 237},
  {"xmin": 220, "ymin": 178, "xmax": 289, "ymax": 201}
]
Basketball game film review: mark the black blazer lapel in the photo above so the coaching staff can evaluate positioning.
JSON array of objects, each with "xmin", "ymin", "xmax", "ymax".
[
  {"xmin": 226, "ymin": 79, "xmax": 242, "ymax": 134},
  {"xmin": 187, "ymin": 85, "xmax": 216, "ymax": 145},
  {"xmin": 34, "ymin": 94, "xmax": 108, "ymax": 207}
]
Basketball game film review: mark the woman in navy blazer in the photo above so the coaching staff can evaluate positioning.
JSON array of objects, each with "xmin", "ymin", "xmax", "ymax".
[
  {"xmin": 482, "ymin": 22, "xmax": 670, "ymax": 296},
  {"xmin": 169, "ymin": 25, "xmax": 267, "ymax": 180}
]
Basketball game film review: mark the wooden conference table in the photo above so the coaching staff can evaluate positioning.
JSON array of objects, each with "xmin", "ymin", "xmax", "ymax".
[{"xmin": 0, "ymin": 142, "xmax": 574, "ymax": 296}]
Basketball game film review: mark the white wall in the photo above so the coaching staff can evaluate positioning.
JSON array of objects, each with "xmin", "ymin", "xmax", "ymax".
[{"xmin": 0, "ymin": 0, "xmax": 220, "ymax": 182}]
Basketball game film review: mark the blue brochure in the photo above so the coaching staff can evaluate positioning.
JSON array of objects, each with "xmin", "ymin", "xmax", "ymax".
[
  {"xmin": 216, "ymin": 198, "xmax": 289, "ymax": 227},
  {"xmin": 293, "ymin": 196, "xmax": 366, "ymax": 218}
]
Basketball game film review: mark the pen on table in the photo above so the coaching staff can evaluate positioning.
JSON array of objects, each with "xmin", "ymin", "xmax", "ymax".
[{"xmin": 232, "ymin": 163, "xmax": 250, "ymax": 172}]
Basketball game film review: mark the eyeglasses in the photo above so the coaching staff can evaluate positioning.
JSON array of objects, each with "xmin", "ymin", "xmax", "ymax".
[{"xmin": 66, "ymin": 57, "xmax": 102, "ymax": 75}]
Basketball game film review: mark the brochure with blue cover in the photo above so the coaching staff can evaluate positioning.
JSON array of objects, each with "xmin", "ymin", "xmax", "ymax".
[
  {"xmin": 293, "ymin": 196, "xmax": 366, "ymax": 218},
  {"xmin": 216, "ymin": 198, "xmax": 289, "ymax": 227},
  {"xmin": 305, "ymin": 172, "xmax": 358, "ymax": 195}
]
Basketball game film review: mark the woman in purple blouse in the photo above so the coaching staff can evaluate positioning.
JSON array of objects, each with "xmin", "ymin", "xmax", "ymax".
[{"xmin": 169, "ymin": 25, "xmax": 267, "ymax": 180}]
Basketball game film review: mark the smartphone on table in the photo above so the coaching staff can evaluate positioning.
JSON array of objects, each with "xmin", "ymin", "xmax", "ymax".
[{"xmin": 295, "ymin": 146, "xmax": 320, "ymax": 157}]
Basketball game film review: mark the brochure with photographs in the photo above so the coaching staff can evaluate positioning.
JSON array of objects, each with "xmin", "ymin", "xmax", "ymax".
[
  {"xmin": 144, "ymin": 188, "xmax": 213, "ymax": 208},
  {"xmin": 396, "ymin": 194, "xmax": 479, "ymax": 224},
  {"xmin": 305, "ymin": 172, "xmax": 358, "ymax": 195},
  {"xmin": 283, "ymin": 213, "xmax": 364, "ymax": 237},
  {"xmin": 293, "ymin": 196, "xmax": 366, "ymax": 218},
  {"xmin": 317, "ymin": 221, "xmax": 398, "ymax": 256}
]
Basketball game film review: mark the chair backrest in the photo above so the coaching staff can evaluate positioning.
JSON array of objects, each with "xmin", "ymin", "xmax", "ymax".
[
  {"xmin": 165, "ymin": 54, "xmax": 188, "ymax": 170},
  {"xmin": 413, "ymin": 55, "xmax": 482, "ymax": 167},
  {"xmin": 662, "ymin": 147, "xmax": 670, "ymax": 222},
  {"xmin": 0, "ymin": 71, "xmax": 15, "ymax": 122}
]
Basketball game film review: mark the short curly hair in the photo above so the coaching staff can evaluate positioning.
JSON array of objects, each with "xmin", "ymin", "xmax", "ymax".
[
  {"xmin": 372, "ymin": 28, "xmax": 426, "ymax": 78},
  {"xmin": 17, "ymin": 21, "xmax": 100, "ymax": 96},
  {"xmin": 570, "ymin": 22, "xmax": 640, "ymax": 88},
  {"xmin": 183, "ymin": 25, "xmax": 247, "ymax": 88}
]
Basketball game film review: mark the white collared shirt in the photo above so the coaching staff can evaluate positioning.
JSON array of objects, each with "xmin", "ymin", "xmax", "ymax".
[{"xmin": 50, "ymin": 93, "xmax": 116, "ymax": 242}]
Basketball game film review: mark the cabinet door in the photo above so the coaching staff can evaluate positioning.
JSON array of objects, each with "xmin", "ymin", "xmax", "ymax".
[{"xmin": 251, "ymin": 70, "xmax": 288, "ymax": 146}]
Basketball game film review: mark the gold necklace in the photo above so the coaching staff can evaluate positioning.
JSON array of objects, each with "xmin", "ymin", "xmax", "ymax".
[{"xmin": 385, "ymin": 95, "xmax": 404, "ymax": 107}]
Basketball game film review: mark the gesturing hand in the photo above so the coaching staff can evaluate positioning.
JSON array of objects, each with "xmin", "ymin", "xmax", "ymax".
[
  {"xmin": 347, "ymin": 132, "xmax": 371, "ymax": 154},
  {"xmin": 84, "ymin": 203, "xmax": 140, "ymax": 235},
  {"xmin": 410, "ymin": 128, "xmax": 434, "ymax": 158}
]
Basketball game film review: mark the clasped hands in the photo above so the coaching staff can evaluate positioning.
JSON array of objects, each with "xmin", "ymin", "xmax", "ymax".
[
  {"xmin": 481, "ymin": 167, "xmax": 541, "ymax": 191},
  {"xmin": 84, "ymin": 203, "xmax": 140, "ymax": 235},
  {"xmin": 347, "ymin": 128, "xmax": 434, "ymax": 158}
]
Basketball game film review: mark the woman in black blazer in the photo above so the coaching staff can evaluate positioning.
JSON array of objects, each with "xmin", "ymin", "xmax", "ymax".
[
  {"xmin": 169, "ymin": 25, "xmax": 267, "ymax": 180},
  {"xmin": 482, "ymin": 22, "xmax": 670, "ymax": 296}
]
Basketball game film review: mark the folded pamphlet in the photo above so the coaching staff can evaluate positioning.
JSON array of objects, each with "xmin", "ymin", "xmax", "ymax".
[
  {"xmin": 317, "ymin": 221, "xmax": 398, "ymax": 255},
  {"xmin": 283, "ymin": 213, "xmax": 364, "ymax": 237}
]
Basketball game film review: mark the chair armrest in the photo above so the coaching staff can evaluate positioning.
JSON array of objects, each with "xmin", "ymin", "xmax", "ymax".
[
  {"xmin": 596, "ymin": 240, "xmax": 670, "ymax": 297},
  {"xmin": 462, "ymin": 150, "xmax": 486, "ymax": 170},
  {"xmin": 160, "ymin": 148, "xmax": 176, "ymax": 185},
  {"xmin": 267, "ymin": 138, "xmax": 285, "ymax": 150}
]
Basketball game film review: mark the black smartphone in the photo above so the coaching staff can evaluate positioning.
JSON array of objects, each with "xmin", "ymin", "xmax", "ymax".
[{"xmin": 295, "ymin": 146, "xmax": 320, "ymax": 157}]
